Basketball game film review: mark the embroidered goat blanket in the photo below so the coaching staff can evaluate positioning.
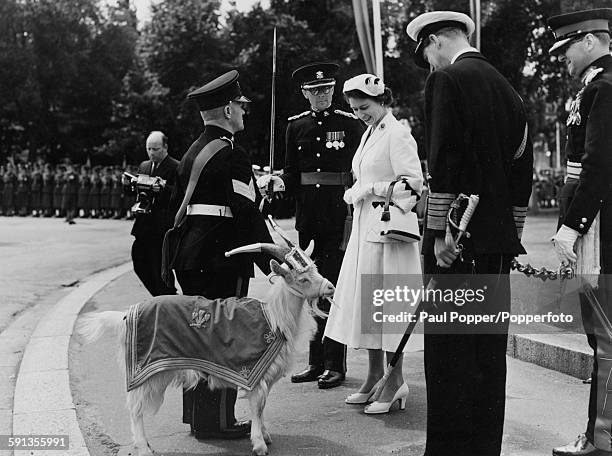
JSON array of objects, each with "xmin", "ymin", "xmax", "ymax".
[{"xmin": 125, "ymin": 295, "xmax": 284, "ymax": 391}]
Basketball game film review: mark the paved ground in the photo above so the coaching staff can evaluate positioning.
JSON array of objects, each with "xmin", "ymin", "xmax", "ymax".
[
  {"xmin": 71, "ymin": 269, "xmax": 590, "ymax": 456},
  {"xmin": 0, "ymin": 217, "xmax": 132, "ymax": 456},
  {"xmin": 0, "ymin": 212, "xmax": 595, "ymax": 456}
]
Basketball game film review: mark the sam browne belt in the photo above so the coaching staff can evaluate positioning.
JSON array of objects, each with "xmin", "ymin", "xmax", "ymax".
[
  {"xmin": 300, "ymin": 172, "xmax": 353, "ymax": 186},
  {"xmin": 186, "ymin": 204, "xmax": 233, "ymax": 218}
]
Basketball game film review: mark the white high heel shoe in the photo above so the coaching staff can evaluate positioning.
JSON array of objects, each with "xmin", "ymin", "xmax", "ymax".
[
  {"xmin": 363, "ymin": 383, "xmax": 409, "ymax": 414},
  {"xmin": 345, "ymin": 383, "xmax": 378, "ymax": 404}
]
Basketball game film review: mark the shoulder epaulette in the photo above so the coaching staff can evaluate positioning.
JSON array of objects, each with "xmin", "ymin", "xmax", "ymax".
[
  {"xmin": 334, "ymin": 109, "xmax": 358, "ymax": 120},
  {"xmin": 287, "ymin": 111, "xmax": 311, "ymax": 121},
  {"xmin": 583, "ymin": 67, "xmax": 604, "ymax": 85}
]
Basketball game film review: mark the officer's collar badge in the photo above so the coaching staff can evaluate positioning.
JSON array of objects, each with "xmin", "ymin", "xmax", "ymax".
[{"xmin": 582, "ymin": 66, "xmax": 604, "ymax": 85}]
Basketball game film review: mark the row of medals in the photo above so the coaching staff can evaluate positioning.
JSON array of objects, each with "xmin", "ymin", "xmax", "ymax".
[{"xmin": 326, "ymin": 131, "xmax": 345, "ymax": 150}]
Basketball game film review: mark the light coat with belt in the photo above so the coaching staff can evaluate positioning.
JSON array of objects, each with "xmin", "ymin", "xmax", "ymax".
[{"xmin": 325, "ymin": 111, "xmax": 424, "ymax": 352}]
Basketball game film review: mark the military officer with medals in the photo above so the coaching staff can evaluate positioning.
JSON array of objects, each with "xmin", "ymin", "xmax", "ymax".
[
  {"xmin": 257, "ymin": 62, "xmax": 365, "ymax": 389},
  {"xmin": 548, "ymin": 8, "xmax": 612, "ymax": 456},
  {"xmin": 171, "ymin": 70, "xmax": 274, "ymax": 440}
]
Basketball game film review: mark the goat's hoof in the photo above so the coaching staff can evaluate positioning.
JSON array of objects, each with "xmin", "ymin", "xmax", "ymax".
[{"xmin": 252, "ymin": 443, "xmax": 269, "ymax": 455}]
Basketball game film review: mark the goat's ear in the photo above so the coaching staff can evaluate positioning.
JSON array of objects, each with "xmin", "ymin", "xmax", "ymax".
[
  {"xmin": 270, "ymin": 259, "xmax": 291, "ymax": 279},
  {"xmin": 304, "ymin": 240, "xmax": 315, "ymax": 257}
]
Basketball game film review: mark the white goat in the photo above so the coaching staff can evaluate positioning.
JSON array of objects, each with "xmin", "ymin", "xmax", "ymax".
[{"xmin": 76, "ymin": 237, "xmax": 334, "ymax": 456}]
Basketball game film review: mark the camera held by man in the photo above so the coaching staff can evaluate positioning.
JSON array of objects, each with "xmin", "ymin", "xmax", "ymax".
[
  {"xmin": 128, "ymin": 130, "xmax": 179, "ymax": 297},
  {"xmin": 123, "ymin": 171, "xmax": 167, "ymax": 215}
]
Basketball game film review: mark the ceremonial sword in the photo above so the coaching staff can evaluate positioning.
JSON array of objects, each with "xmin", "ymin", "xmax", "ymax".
[
  {"xmin": 373, "ymin": 194, "xmax": 480, "ymax": 399},
  {"xmin": 260, "ymin": 27, "xmax": 277, "ymax": 212}
]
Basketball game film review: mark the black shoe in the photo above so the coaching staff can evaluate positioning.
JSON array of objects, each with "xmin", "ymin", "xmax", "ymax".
[
  {"xmin": 291, "ymin": 365, "xmax": 324, "ymax": 383},
  {"xmin": 317, "ymin": 370, "xmax": 345, "ymax": 389},
  {"xmin": 194, "ymin": 421, "xmax": 251, "ymax": 440},
  {"xmin": 553, "ymin": 434, "xmax": 612, "ymax": 455}
]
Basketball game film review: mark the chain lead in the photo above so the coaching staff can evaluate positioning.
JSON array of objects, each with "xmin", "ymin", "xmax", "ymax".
[{"xmin": 510, "ymin": 258, "xmax": 574, "ymax": 281}]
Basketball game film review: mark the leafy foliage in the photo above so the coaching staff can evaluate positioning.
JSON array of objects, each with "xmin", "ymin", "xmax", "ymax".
[{"xmin": 0, "ymin": 0, "xmax": 602, "ymax": 164}]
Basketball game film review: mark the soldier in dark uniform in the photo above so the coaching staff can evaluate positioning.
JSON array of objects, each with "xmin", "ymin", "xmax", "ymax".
[
  {"xmin": 16, "ymin": 165, "xmax": 30, "ymax": 216},
  {"xmin": 170, "ymin": 70, "xmax": 274, "ymax": 440},
  {"xmin": 41, "ymin": 165, "xmax": 54, "ymax": 217},
  {"xmin": 257, "ymin": 62, "xmax": 364, "ymax": 389},
  {"xmin": 89, "ymin": 168, "xmax": 102, "ymax": 218},
  {"xmin": 77, "ymin": 167, "xmax": 90, "ymax": 218},
  {"xmin": 30, "ymin": 165, "xmax": 42, "ymax": 216},
  {"xmin": 2, "ymin": 165, "xmax": 16, "ymax": 216},
  {"xmin": 547, "ymin": 9, "xmax": 612, "ymax": 456},
  {"xmin": 129, "ymin": 131, "xmax": 178, "ymax": 297},
  {"xmin": 110, "ymin": 168, "xmax": 123, "ymax": 219},
  {"xmin": 53, "ymin": 167, "xmax": 64, "ymax": 217},
  {"xmin": 0, "ymin": 165, "xmax": 4, "ymax": 215},
  {"xmin": 61, "ymin": 164, "xmax": 78, "ymax": 224},
  {"xmin": 100, "ymin": 167, "xmax": 112, "ymax": 218},
  {"xmin": 406, "ymin": 11, "xmax": 533, "ymax": 456}
]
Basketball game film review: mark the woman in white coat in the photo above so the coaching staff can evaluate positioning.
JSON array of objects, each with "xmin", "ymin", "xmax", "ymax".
[{"xmin": 324, "ymin": 74, "xmax": 423, "ymax": 414}]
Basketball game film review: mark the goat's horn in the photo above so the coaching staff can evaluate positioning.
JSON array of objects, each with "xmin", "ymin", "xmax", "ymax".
[
  {"xmin": 225, "ymin": 243, "xmax": 264, "ymax": 257},
  {"xmin": 267, "ymin": 215, "xmax": 295, "ymax": 247},
  {"xmin": 225, "ymin": 243, "xmax": 290, "ymax": 262},
  {"xmin": 259, "ymin": 243, "xmax": 291, "ymax": 262}
]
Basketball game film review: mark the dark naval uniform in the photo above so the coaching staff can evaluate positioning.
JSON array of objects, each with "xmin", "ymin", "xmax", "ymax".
[
  {"xmin": 548, "ymin": 9, "xmax": 612, "ymax": 455},
  {"xmin": 131, "ymin": 155, "xmax": 179, "ymax": 297},
  {"xmin": 407, "ymin": 12, "xmax": 533, "ymax": 456},
  {"xmin": 172, "ymin": 70, "xmax": 272, "ymax": 440},
  {"xmin": 281, "ymin": 105, "xmax": 363, "ymax": 378}
]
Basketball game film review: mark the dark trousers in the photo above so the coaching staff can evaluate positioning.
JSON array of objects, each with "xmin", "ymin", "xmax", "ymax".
[
  {"xmin": 176, "ymin": 269, "xmax": 249, "ymax": 433},
  {"xmin": 423, "ymin": 251, "xmax": 511, "ymax": 456},
  {"xmin": 298, "ymin": 231, "xmax": 346, "ymax": 373},
  {"xmin": 132, "ymin": 237, "xmax": 176, "ymax": 297},
  {"xmin": 581, "ymin": 276, "xmax": 612, "ymax": 449}
]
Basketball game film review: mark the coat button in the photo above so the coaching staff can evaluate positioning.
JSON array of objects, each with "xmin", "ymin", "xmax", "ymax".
[
  {"xmin": 298, "ymin": 146, "xmax": 302, "ymax": 150},
  {"xmin": 316, "ymin": 153, "xmax": 321, "ymax": 158},
  {"xmin": 317, "ymin": 168, "xmax": 321, "ymax": 172},
  {"xmin": 581, "ymin": 217, "xmax": 587, "ymax": 223},
  {"xmin": 316, "ymin": 184, "xmax": 320, "ymax": 188},
  {"xmin": 579, "ymin": 223, "xmax": 585, "ymax": 229},
  {"xmin": 316, "ymin": 137, "xmax": 321, "ymax": 141}
]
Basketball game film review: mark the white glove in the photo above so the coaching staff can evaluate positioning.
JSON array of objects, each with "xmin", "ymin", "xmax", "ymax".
[
  {"xmin": 353, "ymin": 183, "xmax": 373, "ymax": 204},
  {"xmin": 371, "ymin": 181, "xmax": 418, "ymax": 212},
  {"xmin": 551, "ymin": 225, "xmax": 579, "ymax": 265},
  {"xmin": 344, "ymin": 181, "xmax": 372, "ymax": 205},
  {"xmin": 256, "ymin": 175, "xmax": 285, "ymax": 193}
]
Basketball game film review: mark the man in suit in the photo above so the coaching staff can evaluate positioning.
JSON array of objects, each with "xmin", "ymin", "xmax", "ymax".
[
  {"xmin": 171, "ymin": 70, "xmax": 274, "ymax": 440},
  {"xmin": 547, "ymin": 8, "xmax": 612, "ymax": 456},
  {"xmin": 406, "ymin": 11, "xmax": 533, "ymax": 456},
  {"xmin": 130, "ymin": 130, "xmax": 178, "ymax": 296},
  {"xmin": 257, "ymin": 62, "xmax": 364, "ymax": 389}
]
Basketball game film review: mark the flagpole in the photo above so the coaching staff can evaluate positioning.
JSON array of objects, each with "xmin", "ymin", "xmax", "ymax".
[
  {"xmin": 372, "ymin": 0, "xmax": 384, "ymax": 78},
  {"xmin": 469, "ymin": 0, "xmax": 481, "ymax": 50}
]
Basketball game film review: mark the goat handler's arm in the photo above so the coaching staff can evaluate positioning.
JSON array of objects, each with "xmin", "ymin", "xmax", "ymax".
[{"xmin": 226, "ymin": 147, "xmax": 274, "ymax": 275}]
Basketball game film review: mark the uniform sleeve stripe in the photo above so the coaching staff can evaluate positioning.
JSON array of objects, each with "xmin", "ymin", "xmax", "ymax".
[
  {"xmin": 232, "ymin": 179, "xmax": 256, "ymax": 202},
  {"xmin": 429, "ymin": 192, "xmax": 456, "ymax": 200}
]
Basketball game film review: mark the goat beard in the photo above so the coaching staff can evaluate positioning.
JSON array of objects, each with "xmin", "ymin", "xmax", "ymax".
[{"xmin": 308, "ymin": 298, "xmax": 330, "ymax": 319}]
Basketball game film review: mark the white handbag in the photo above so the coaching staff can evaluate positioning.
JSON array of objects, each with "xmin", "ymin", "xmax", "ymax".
[{"xmin": 378, "ymin": 180, "xmax": 421, "ymax": 243}]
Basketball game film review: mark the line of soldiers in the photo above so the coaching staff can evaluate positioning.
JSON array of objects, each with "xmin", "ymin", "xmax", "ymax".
[{"xmin": 0, "ymin": 162, "xmax": 137, "ymax": 219}]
